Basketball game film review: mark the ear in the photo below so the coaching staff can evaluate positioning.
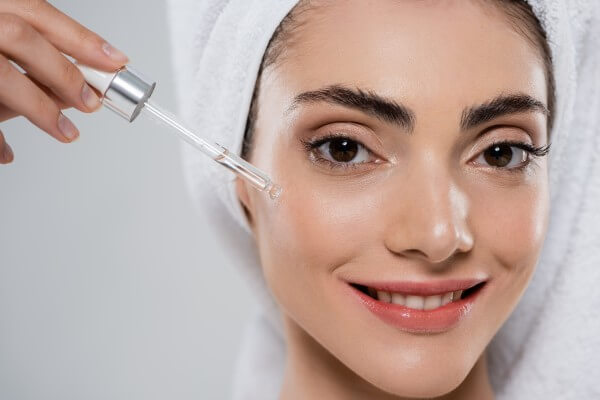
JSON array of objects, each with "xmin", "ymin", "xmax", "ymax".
[{"xmin": 235, "ymin": 176, "xmax": 255, "ymax": 229}]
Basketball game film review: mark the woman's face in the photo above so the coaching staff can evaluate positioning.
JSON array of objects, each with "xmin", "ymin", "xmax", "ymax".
[{"xmin": 237, "ymin": 0, "xmax": 550, "ymax": 397}]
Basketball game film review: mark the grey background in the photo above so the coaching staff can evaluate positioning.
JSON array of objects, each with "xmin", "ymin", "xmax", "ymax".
[{"xmin": 0, "ymin": 1, "xmax": 257, "ymax": 399}]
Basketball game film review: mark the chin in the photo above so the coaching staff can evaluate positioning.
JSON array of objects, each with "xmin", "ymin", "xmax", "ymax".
[{"xmin": 355, "ymin": 351, "xmax": 476, "ymax": 398}]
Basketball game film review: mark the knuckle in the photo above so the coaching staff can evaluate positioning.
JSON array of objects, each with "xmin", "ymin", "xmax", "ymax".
[
  {"xmin": 0, "ymin": 13, "xmax": 32, "ymax": 42},
  {"xmin": 0, "ymin": 13, "xmax": 31, "ymax": 41},
  {"xmin": 21, "ymin": 0, "xmax": 47, "ymax": 16},
  {"xmin": 59, "ymin": 61, "xmax": 82, "ymax": 89},
  {"xmin": 33, "ymin": 90, "xmax": 58, "ymax": 122},
  {"xmin": 75, "ymin": 26, "xmax": 94, "ymax": 44}
]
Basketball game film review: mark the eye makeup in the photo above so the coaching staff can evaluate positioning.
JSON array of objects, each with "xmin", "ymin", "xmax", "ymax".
[
  {"xmin": 300, "ymin": 132, "xmax": 385, "ymax": 172},
  {"xmin": 299, "ymin": 133, "xmax": 551, "ymax": 175},
  {"xmin": 470, "ymin": 140, "xmax": 551, "ymax": 174}
]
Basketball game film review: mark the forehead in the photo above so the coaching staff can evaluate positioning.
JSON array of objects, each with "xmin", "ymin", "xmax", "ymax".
[{"xmin": 264, "ymin": 0, "xmax": 547, "ymax": 118}]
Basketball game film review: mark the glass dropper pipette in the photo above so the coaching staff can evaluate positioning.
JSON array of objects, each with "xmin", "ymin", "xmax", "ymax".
[{"xmin": 75, "ymin": 63, "xmax": 282, "ymax": 200}]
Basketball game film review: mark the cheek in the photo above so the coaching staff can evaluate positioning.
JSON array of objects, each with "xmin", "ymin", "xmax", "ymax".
[
  {"xmin": 468, "ymin": 170, "xmax": 550, "ymax": 317},
  {"xmin": 251, "ymin": 169, "xmax": 381, "ymax": 309},
  {"xmin": 248, "ymin": 130, "xmax": 387, "ymax": 290},
  {"xmin": 473, "ymin": 178, "xmax": 549, "ymax": 270}
]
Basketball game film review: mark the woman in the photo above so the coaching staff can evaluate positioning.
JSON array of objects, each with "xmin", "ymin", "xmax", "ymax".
[
  {"xmin": 1, "ymin": 0, "xmax": 598, "ymax": 398},
  {"xmin": 237, "ymin": 1, "xmax": 553, "ymax": 398},
  {"xmin": 167, "ymin": 0, "xmax": 600, "ymax": 399}
]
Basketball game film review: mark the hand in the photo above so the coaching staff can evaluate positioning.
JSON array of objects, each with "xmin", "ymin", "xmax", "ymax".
[{"xmin": 0, "ymin": 0, "xmax": 129, "ymax": 164}]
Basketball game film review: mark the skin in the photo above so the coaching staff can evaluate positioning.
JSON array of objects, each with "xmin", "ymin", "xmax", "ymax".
[
  {"xmin": 0, "ymin": 0, "xmax": 129, "ymax": 164},
  {"xmin": 236, "ymin": 0, "xmax": 550, "ymax": 399}
]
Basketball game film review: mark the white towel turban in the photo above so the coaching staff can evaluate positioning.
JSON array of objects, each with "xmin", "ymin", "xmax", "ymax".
[{"xmin": 166, "ymin": 1, "xmax": 600, "ymax": 398}]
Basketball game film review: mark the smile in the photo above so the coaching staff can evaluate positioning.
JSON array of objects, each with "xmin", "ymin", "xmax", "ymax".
[
  {"xmin": 345, "ymin": 279, "xmax": 489, "ymax": 334},
  {"xmin": 352, "ymin": 281, "xmax": 486, "ymax": 311}
]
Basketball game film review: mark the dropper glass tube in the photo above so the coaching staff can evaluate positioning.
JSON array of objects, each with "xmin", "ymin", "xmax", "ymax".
[
  {"xmin": 141, "ymin": 101, "xmax": 282, "ymax": 200},
  {"xmin": 75, "ymin": 63, "xmax": 282, "ymax": 200}
]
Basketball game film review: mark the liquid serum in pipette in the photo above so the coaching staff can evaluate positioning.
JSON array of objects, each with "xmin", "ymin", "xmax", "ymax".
[{"xmin": 75, "ymin": 63, "xmax": 282, "ymax": 200}]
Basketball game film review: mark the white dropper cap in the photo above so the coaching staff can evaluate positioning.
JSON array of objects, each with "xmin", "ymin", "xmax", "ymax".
[{"xmin": 76, "ymin": 63, "xmax": 118, "ymax": 96}]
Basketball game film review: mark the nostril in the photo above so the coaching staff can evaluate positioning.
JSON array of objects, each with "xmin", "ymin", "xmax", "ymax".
[{"xmin": 401, "ymin": 248, "xmax": 428, "ymax": 259}]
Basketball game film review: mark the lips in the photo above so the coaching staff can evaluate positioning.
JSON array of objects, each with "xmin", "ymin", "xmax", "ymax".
[{"xmin": 344, "ymin": 278, "xmax": 489, "ymax": 333}]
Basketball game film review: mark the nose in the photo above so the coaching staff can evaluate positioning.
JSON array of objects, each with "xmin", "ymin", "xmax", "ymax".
[{"xmin": 383, "ymin": 158, "xmax": 474, "ymax": 266}]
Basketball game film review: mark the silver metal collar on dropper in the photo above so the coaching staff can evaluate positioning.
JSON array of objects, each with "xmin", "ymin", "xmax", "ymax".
[{"xmin": 76, "ymin": 63, "xmax": 155, "ymax": 122}]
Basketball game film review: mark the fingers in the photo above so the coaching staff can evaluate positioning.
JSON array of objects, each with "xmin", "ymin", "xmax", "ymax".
[
  {"xmin": 0, "ymin": 76, "xmax": 70, "ymax": 122},
  {"xmin": 0, "ymin": 54, "xmax": 79, "ymax": 142},
  {"xmin": 2, "ymin": 0, "xmax": 129, "ymax": 71},
  {"xmin": 0, "ymin": 129, "xmax": 14, "ymax": 164},
  {"xmin": 0, "ymin": 13, "xmax": 101, "ymax": 114}
]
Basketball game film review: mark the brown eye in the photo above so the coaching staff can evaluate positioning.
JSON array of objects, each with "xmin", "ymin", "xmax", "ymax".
[
  {"xmin": 484, "ymin": 144, "xmax": 512, "ymax": 167},
  {"xmin": 328, "ymin": 137, "xmax": 358, "ymax": 162},
  {"xmin": 477, "ymin": 143, "xmax": 528, "ymax": 169},
  {"xmin": 302, "ymin": 133, "xmax": 381, "ymax": 170},
  {"xmin": 316, "ymin": 137, "xmax": 371, "ymax": 165}
]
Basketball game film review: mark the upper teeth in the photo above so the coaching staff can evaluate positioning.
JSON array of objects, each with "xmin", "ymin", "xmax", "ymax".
[{"xmin": 376, "ymin": 290, "xmax": 463, "ymax": 310}]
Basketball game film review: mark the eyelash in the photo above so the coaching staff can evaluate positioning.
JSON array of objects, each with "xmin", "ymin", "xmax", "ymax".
[
  {"xmin": 483, "ymin": 140, "xmax": 551, "ymax": 174},
  {"xmin": 300, "ymin": 133, "xmax": 373, "ymax": 171},
  {"xmin": 300, "ymin": 134, "xmax": 552, "ymax": 173}
]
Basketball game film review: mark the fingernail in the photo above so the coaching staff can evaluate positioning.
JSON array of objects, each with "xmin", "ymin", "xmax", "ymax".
[
  {"xmin": 82, "ymin": 83, "xmax": 101, "ymax": 111},
  {"xmin": 58, "ymin": 114, "xmax": 79, "ymax": 141},
  {"xmin": 2, "ymin": 144, "xmax": 13, "ymax": 163},
  {"xmin": 102, "ymin": 42, "xmax": 129, "ymax": 63}
]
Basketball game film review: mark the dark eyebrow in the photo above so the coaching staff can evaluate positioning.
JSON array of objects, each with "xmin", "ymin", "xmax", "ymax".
[
  {"xmin": 286, "ymin": 84, "xmax": 416, "ymax": 132},
  {"xmin": 286, "ymin": 84, "xmax": 548, "ymax": 133},
  {"xmin": 460, "ymin": 93, "xmax": 549, "ymax": 131}
]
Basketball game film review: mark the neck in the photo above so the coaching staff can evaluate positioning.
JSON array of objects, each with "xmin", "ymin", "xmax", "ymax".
[{"xmin": 279, "ymin": 317, "xmax": 495, "ymax": 400}]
